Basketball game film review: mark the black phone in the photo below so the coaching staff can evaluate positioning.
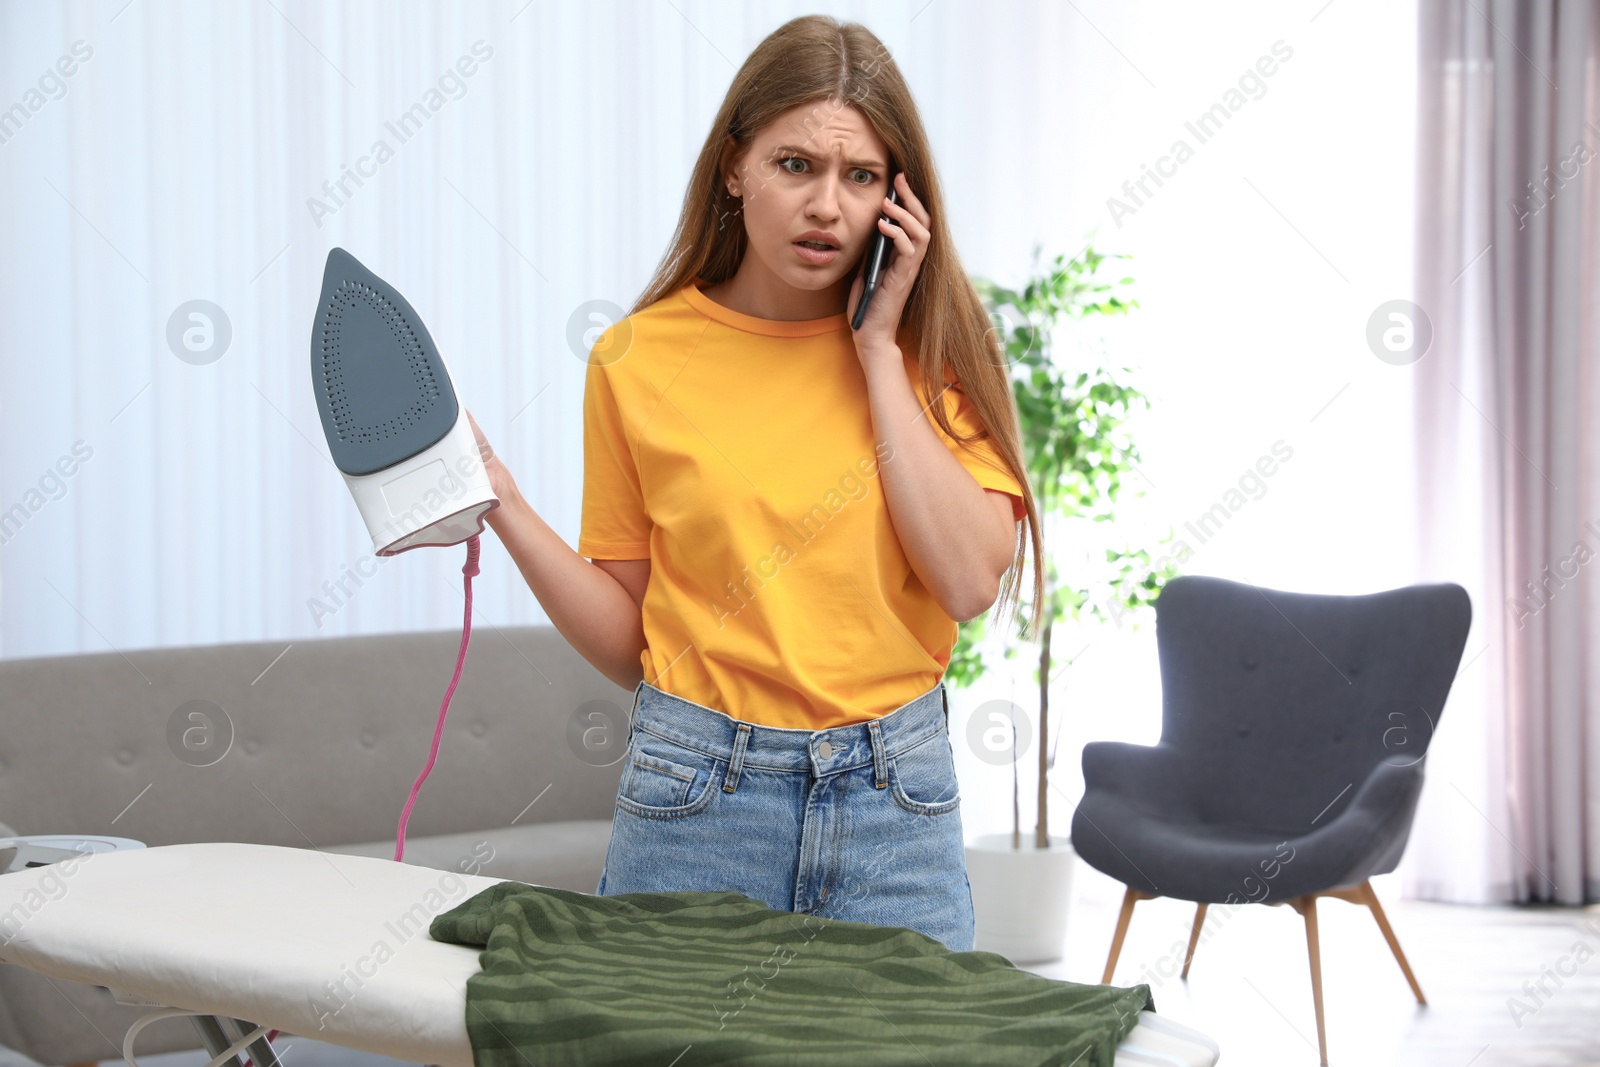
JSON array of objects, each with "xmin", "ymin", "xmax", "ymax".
[{"xmin": 850, "ymin": 171, "xmax": 900, "ymax": 331}]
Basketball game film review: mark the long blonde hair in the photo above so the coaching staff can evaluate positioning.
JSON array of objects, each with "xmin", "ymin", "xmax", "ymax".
[{"xmin": 631, "ymin": 14, "xmax": 1044, "ymax": 639}]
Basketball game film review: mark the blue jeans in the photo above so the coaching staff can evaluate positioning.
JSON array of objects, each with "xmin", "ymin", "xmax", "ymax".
[{"xmin": 595, "ymin": 678, "xmax": 977, "ymax": 953}]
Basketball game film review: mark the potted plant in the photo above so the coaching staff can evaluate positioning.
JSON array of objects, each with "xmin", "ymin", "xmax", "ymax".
[{"xmin": 954, "ymin": 241, "xmax": 1182, "ymax": 964}]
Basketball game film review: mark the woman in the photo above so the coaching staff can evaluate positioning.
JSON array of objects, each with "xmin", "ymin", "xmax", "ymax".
[{"xmin": 468, "ymin": 14, "xmax": 1043, "ymax": 953}]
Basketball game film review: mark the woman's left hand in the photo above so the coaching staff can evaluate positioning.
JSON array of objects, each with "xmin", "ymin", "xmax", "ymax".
[{"xmin": 849, "ymin": 171, "xmax": 930, "ymax": 369}]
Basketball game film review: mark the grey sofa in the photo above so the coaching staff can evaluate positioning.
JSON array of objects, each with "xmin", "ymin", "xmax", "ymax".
[{"xmin": 0, "ymin": 625, "xmax": 631, "ymax": 1065}]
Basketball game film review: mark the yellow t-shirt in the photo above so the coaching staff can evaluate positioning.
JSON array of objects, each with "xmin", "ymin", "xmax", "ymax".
[{"xmin": 579, "ymin": 279, "xmax": 1025, "ymax": 729}]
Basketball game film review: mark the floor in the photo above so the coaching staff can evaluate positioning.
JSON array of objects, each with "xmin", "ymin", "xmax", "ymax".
[
  {"xmin": 3, "ymin": 863, "xmax": 1597, "ymax": 1067},
  {"xmin": 1030, "ymin": 862, "xmax": 1600, "ymax": 1067}
]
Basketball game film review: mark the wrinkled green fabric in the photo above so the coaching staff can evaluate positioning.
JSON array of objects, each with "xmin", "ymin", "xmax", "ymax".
[{"xmin": 430, "ymin": 881, "xmax": 1155, "ymax": 1066}]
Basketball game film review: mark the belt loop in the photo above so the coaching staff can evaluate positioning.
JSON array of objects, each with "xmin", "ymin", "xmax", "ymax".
[
  {"xmin": 723, "ymin": 722, "xmax": 752, "ymax": 793},
  {"xmin": 940, "ymin": 682, "xmax": 950, "ymax": 725},
  {"xmin": 627, "ymin": 680, "xmax": 645, "ymax": 747},
  {"xmin": 868, "ymin": 717, "xmax": 888, "ymax": 789}
]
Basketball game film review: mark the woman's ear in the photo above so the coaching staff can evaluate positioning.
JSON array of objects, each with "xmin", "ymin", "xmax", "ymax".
[{"xmin": 719, "ymin": 135, "xmax": 746, "ymax": 198}]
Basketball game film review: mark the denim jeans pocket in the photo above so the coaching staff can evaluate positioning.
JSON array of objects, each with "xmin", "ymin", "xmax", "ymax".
[
  {"xmin": 887, "ymin": 733, "xmax": 962, "ymax": 816},
  {"xmin": 615, "ymin": 731, "xmax": 723, "ymax": 819}
]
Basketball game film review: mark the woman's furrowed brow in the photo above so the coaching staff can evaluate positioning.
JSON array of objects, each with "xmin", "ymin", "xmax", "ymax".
[{"xmin": 769, "ymin": 143, "xmax": 885, "ymax": 169}]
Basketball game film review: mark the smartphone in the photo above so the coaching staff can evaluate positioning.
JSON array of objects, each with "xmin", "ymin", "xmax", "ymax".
[{"xmin": 850, "ymin": 170, "xmax": 900, "ymax": 331}]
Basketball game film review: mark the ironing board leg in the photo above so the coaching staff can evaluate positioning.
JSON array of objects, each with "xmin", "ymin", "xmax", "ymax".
[
  {"xmin": 192, "ymin": 1015, "xmax": 278, "ymax": 1067},
  {"xmin": 224, "ymin": 1016, "xmax": 283, "ymax": 1067},
  {"xmin": 190, "ymin": 1016, "xmax": 248, "ymax": 1067}
]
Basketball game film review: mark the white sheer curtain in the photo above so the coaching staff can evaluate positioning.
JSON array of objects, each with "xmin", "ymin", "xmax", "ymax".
[
  {"xmin": 0, "ymin": 0, "xmax": 1189, "ymax": 661},
  {"xmin": 1407, "ymin": 0, "xmax": 1600, "ymax": 905},
  {"xmin": 1, "ymin": 0, "xmax": 642, "ymax": 656}
]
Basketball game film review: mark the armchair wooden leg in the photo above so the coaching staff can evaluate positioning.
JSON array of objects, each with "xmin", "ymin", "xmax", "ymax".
[
  {"xmin": 1289, "ymin": 895, "xmax": 1329, "ymax": 1067},
  {"xmin": 1180, "ymin": 902, "xmax": 1208, "ymax": 979},
  {"xmin": 1101, "ymin": 886, "xmax": 1153, "ymax": 984},
  {"xmin": 1356, "ymin": 879, "xmax": 1427, "ymax": 1005}
]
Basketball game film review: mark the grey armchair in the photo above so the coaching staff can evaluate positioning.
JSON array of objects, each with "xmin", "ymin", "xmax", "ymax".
[{"xmin": 1071, "ymin": 575, "xmax": 1472, "ymax": 1066}]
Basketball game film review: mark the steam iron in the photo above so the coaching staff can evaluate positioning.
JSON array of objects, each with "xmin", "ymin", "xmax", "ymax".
[
  {"xmin": 308, "ymin": 246, "xmax": 495, "ymax": 864},
  {"xmin": 310, "ymin": 247, "xmax": 498, "ymax": 555}
]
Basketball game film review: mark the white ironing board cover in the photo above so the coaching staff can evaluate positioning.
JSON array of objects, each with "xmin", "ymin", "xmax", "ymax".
[
  {"xmin": 0, "ymin": 843, "xmax": 1219, "ymax": 1066},
  {"xmin": 0, "ymin": 842, "xmax": 498, "ymax": 1062}
]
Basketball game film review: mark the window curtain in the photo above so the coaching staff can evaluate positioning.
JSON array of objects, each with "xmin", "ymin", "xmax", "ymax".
[{"xmin": 1407, "ymin": 0, "xmax": 1600, "ymax": 904}]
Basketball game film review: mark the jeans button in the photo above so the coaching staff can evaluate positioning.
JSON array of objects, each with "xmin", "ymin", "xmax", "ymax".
[{"xmin": 818, "ymin": 740, "xmax": 833, "ymax": 759}]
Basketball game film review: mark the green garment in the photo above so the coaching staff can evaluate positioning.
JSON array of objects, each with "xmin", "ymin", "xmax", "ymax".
[{"xmin": 430, "ymin": 881, "xmax": 1155, "ymax": 1067}]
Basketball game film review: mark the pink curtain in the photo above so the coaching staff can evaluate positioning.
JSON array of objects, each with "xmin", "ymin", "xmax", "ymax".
[{"xmin": 1409, "ymin": 0, "xmax": 1600, "ymax": 904}]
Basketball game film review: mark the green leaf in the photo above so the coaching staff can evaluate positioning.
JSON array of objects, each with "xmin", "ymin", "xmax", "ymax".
[{"xmin": 966, "ymin": 245, "xmax": 1174, "ymax": 843}]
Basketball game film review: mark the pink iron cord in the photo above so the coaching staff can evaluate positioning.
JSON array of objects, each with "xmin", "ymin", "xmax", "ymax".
[
  {"xmin": 241, "ymin": 535, "xmax": 480, "ymax": 1066},
  {"xmin": 394, "ymin": 534, "xmax": 481, "ymax": 863}
]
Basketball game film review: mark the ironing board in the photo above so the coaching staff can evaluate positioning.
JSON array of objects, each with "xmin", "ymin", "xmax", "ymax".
[{"xmin": 0, "ymin": 843, "xmax": 1220, "ymax": 1066}]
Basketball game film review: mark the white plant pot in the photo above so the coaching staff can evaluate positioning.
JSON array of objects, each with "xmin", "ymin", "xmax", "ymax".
[{"xmin": 965, "ymin": 832, "xmax": 1076, "ymax": 964}]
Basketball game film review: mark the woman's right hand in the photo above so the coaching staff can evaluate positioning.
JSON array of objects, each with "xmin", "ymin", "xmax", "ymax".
[{"xmin": 465, "ymin": 408, "xmax": 517, "ymax": 503}]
